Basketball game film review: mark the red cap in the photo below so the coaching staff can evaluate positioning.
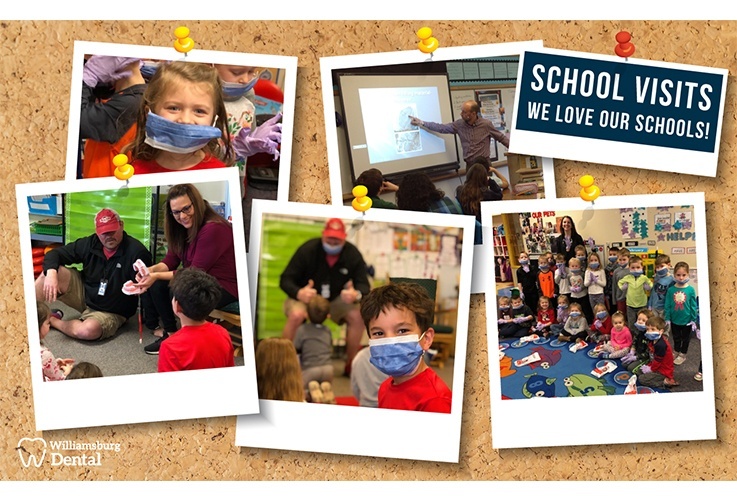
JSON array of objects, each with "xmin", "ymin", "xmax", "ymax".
[
  {"xmin": 322, "ymin": 218, "xmax": 346, "ymax": 240},
  {"xmin": 95, "ymin": 208, "xmax": 121, "ymax": 234}
]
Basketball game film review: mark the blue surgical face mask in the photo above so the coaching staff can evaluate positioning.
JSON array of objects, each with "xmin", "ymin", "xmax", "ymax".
[
  {"xmin": 631, "ymin": 270, "xmax": 644, "ymax": 277},
  {"xmin": 676, "ymin": 277, "xmax": 690, "ymax": 285},
  {"xmin": 512, "ymin": 303, "xmax": 523, "ymax": 310},
  {"xmin": 569, "ymin": 311, "xmax": 581, "ymax": 318},
  {"xmin": 608, "ymin": 256, "xmax": 617, "ymax": 263},
  {"xmin": 644, "ymin": 332, "xmax": 661, "ymax": 341},
  {"xmin": 634, "ymin": 322, "xmax": 647, "ymax": 331},
  {"xmin": 656, "ymin": 267, "xmax": 669, "ymax": 277},
  {"xmin": 369, "ymin": 333, "xmax": 426, "ymax": 377},
  {"xmin": 500, "ymin": 305, "xmax": 510, "ymax": 311},
  {"xmin": 519, "ymin": 259, "xmax": 529, "ymax": 265},
  {"xmin": 221, "ymin": 78, "xmax": 258, "ymax": 100},
  {"xmin": 322, "ymin": 242, "xmax": 344, "ymax": 255},
  {"xmin": 619, "ymin": 262, "xmax": 628, "ymax": 269},
  {"xmin": 589, "ymin": 262, "xmax": 600, "ymax": 269},
  {"xmin": 578, "ymin": 257, "xmax": 587, "ymax": 265},
  {"xmin": 144, "ymin": 111, "xmax": 221, "ymax": 154},
  {"xmin": 557, "ymin": 305, "xmax": 567, "ymax": 311},
  {"xmin": 570, "ymin": 268, "xmax": 581, "ymax": 274},
  {"xmin": 539, "ymin": 265, "xmax": 549, "ymax": 272},
  {"xmin": 596, "ymin": 311, "xmax": 608, "ymax": 319}
]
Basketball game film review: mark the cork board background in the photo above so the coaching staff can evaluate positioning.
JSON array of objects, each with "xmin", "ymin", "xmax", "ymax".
[{"xmin": 1, "ymin": 20, "xmax": 736, "ymax": 480}]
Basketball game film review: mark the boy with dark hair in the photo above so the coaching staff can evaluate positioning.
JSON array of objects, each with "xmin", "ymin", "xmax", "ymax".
[
  {"xmin": 294, "ymin": 295, "xmax": 336, "ymax": 403},
  {"xmin": 636, "ymin": 316, "xmax": 678, "ymax": 388},
  {"xmin": 612, "ymin": 248, "xmax": 631, "ymax": 314},
  {"xmin": 157, "ymin": 268, "xmax": 234, "ymax": 372},
  {"xmin": 360, "ymin": 282, "xmax": 451, "ymax": 413},
  {"xmin": 605, "ymin": 246, "xmax": 620, "ymax": 314}
]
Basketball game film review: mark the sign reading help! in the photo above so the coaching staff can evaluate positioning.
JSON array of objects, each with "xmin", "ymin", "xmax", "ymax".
[{"xmin": 509, "ymin": 48, "xmax": 728, "ymax": 177}]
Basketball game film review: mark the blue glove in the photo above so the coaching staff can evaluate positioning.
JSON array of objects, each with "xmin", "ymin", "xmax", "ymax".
[
  {"xmin": 233, "ymin": 112, "xmax": 283, "ymax": 159},
  {"xmin": 640, "ymin": 364, "xmax": 652, "ymax": 374},
  {"xmin": 83, "ymin": 56, "xmax": 141, "ymax": 87}
]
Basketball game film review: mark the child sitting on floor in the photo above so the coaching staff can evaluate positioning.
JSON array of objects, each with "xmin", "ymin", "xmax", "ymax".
[
  {"xmin": 598, "ymin": 311, "xmax": 632, "ymax": 359},
  {"xmin": 293, "ymin": 295, "xmax": 336, "ymax": 404},
  {"xmin": 550, "ymin": 295, "xmax": 570, "ymax": 337},
  {"xmin": 498, "ymin": 294, "xmax": 535, "ymax": 339},
  {"xmin": 38, "ymin": 301, "xmax": 74, "ymax": 381},
  {"xmin": 360, "ymin": 282, "xmax": 452, "ymax": 413},
  {"xmin": 588, "ymin": 303, "xmax": 613, "ymax": 343},
  {"xmin": 558, "ymin": 302, "xmax": 588, "ymax": 343},
  {"xmin": 621, "ymin": 308, "xmax": 655, "ymax": 370},
  {"xmin": 534, "ymin": 295, "xmax": 556, "ymax": 337},
  {"xmin": 255, "ymin": 338, "xmax": 304, "ymax": 402},
  {"xmin": 634, "ymin": 316, "xmax": 678, "ymax": 388},
  {"xmin": 157, "ymin": 268, "xmax": 235, "ymax": 372}
]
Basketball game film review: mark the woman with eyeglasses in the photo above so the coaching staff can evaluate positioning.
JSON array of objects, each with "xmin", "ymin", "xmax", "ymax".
[{"xmin": 134, "ymin": 183, "xmax": 238, "ymax": 354}]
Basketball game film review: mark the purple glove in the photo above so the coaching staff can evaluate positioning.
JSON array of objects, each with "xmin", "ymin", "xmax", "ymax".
[
  {"xmin": 593, "ymin": 320, "xmax": 602, "ymax": 329},
  {"xmin": 621, "ymin": 352, "xmax": 637, "ymax": 364},
  {"xmin": 620, "ymin": 282, "xmax": 629, "ymax": 291},
  {"xmin": 689, "ymin": 321, "xmax": 701, "ymax": 339},
  {"xmin": 498, "ymin": 318, "xmax": 507, "ymax": 325},
  {"xmin": 233, "ymin": 112, "xmax": 282, "ymax": 160},
  {"xmin": 534, "ymin": 322, "xmax": 544, "ymax": 331},
  {"xmin": 589, "ymin": 273, "xmax": 598, "ymax": 283},
  {"xmin": 643, "ymin": 281, "xmax": 652, "ymax": 292},
  {"xmin": 640, "ymin": 364, "xmax": 652, "ymax": 374},
  {"xmin": 83, "ymin": 56, "xmax": 142, "ymax": 87},
  {"xmin": 513, "ymin": 317, "xmax": 526, "ymax": 324}
]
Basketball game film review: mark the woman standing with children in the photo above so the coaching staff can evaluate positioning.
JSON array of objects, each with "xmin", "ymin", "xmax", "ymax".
[
  {"xmin": 133, "ymin": 184, "xmax": 239, "ymax": 355},
  {"xmin": 551, "ymin": 216, "xmax": 586, "ymax": 264}
]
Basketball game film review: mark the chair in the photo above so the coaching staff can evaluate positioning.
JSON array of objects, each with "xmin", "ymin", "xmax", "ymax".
[
  {"xmin": 209, "ymin": 302, "xmax": 243, "ymax": 357},
  {"xmin": 388, "ymin": 277, "xmax": 457, "ymax": 368}
]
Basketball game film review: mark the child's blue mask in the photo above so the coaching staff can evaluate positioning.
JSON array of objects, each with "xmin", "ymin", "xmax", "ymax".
[
  {"xmin": 589, "ymin": 262, "xmax": 600, "ymax": 269},
  {"xmin": 644, "ymin": 332, "xmax": 661, "ymax": 341},
  {"xmin": 144, "ymin": 111, "xmax": 222, "ymax": 155},
  {"xmin": 369, "ymin": 333, "xmax": 426, "ymax": 378},
  {"xmin": 631, "ymin": 270, "xmax": 644, "ymax": 277},
  {"xmin": 221, "ymin": 79, "xmax": 258, "ymax": 100},
  {"xmin": 608, "ymin": 256, "xmax": 617, "ymax": 263},
  {"xmin": 634, "ymin": 323, "xmax": 647, "ymax": 331},
  {"xmin": 656, "ymin": 268, "xmax": 669, "ymax": 277},
  {"xmin": 596, "ymin": 311, "xmax": 608, "ymax": 319},
  {"xmin": 676, "ymin": 277, "xmax": 690, "ymax": 285}
]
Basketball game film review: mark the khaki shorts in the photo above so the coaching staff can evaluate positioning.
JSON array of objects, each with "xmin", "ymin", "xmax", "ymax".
[
  {"xmin": 58, "ymin": 267, "xmax": 127, "ymax": 340},
  {"xmin": 284, "ymin": 296, "xmax": 359, "ymax": 325}
]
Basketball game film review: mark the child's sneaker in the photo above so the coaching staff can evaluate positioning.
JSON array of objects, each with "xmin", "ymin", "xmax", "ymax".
[
  {"xmin": 674, "ymin": 354, "xmax": 687, "ymax": 365},
  {"xmin": 308, "ymin": 380, "xmax": 324, "ymax": 403},
  {"xmin": 694, "ymin": 372, "xmax": 703, "ymax": 381},
  {"xmin": 320, "ymin": 381, "xmax": 336, "ymax": 404}
]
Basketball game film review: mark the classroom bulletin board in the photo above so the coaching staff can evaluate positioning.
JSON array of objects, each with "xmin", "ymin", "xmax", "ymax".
[{"xmin": 2, "ymin": 20, "xmax": 737, "ymax": 481}]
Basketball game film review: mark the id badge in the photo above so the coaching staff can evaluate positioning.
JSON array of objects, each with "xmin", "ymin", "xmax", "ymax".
[
  {"xmin": 321, "ymin": 284, "xmax": 330, "ymax": 299},
  {"xmin": 98, "ymin": 279, "xmax": 108, "ymax": 296}
]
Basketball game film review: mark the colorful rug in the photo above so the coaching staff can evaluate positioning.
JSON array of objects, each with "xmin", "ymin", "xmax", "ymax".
[{"xmin": 499, "ymin": 336, "xmax": 668, "ymax": 399}]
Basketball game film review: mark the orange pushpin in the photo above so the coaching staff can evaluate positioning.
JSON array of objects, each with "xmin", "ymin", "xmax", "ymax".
[
  {"xmin": 351, "ymin": 185, "xmax": 372, "ymax": 213},
  {"xmin": 113, "ymin": 154, "xmax": 135, "ymax": 182},
  {"xmin": 579, "ymin": 174, "xmax": 601, "ymax": 204},
  {"xmin": 614, "ymin": 31, "xmax": 635, "ymax": 59},
  {"xmin": 174, "ymin": 26, "xmax": 195, "ymax": 54},
  {"xmin": 417, "ymin": 27, "xmax": 439, "ymax": 55}
]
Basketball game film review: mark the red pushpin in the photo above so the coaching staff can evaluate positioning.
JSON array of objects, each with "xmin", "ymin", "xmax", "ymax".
[{"xmin": 615, "ymin": 31, "xmax": 635, "ymax": 59}]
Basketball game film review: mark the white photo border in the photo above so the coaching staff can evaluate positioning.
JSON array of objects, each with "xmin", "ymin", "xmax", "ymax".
[
  {"xmin": 238, "ymin": 199, "xmax": 475, "ymax": 463},
  {"xmin": 17, "ymin": 167, "xmax": 258, "ymax": 431},
  {"xmin": 65, "ymin": 40, "xmax": 298, "ymax": 201},
  {"xmin": 481, "ymin": 192, "xmax": 715, "ymax": 449},
  {"xmin": 320, "ymin": 40, "xmax": 556, "ymax": 206}
]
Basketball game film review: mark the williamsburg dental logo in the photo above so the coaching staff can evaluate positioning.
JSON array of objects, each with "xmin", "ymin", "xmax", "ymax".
[{"xmin": 17, "ymin": 437, "xmax": 121, "ymax": 467}]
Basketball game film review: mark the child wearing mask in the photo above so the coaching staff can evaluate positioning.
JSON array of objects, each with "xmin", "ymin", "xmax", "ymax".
[
  {"xmin": 636, "ymin": 316, "xmax": 678, "ymax": 388},
  {"xmin": 597, "ymin": 311, "xmax": 631, "ymax": 359},
  {"xmin": 612, "ymin": 248, "xmax": 631, "ymax": 313},
  {"xmin": 604, "ymin": 246, "xmax": 620, "ymax": 314},
  {"xmin": 558, "ymin": 302, "xmax": 588, "ymax": 343},
  {"xmin": 516, "ymin": 251, "xmax": 539, "ymax": 313},
  {"xmin": 588, "ymin": 303, "xmax": 613, "ymax": 343},
  {"xmin": 665, "ymin": 262, "xmax": 699, "ymax": 366},
  {"xmin": 618, "ymin": 255, "xmax": 653, "ymax": 332},
  {"xmin": 360, "ymin": 282, "xmax": 452, "ymax": 413}
]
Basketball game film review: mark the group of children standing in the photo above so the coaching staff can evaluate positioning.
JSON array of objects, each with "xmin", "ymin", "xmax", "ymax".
[{"xmin": 499, "ymin": 239, "xmax": 701, "ymax": 389}]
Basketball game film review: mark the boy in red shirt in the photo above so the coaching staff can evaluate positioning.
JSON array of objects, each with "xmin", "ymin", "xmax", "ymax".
[
  {"xmin": 158, "ymin": 268, "xmax": 235, "ymax": 372},
  {"xmin": 636, "ymin": 316, "xmax": 678, "ymax": 388},
  {"xmin": 360, "ymin": 283, "xmax": 452, "ymax": 413}
]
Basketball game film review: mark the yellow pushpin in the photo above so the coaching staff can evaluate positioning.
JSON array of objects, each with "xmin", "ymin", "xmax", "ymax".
[
  {"xmin": 417, "ymin": 27, "xmax": 439, "ymax": 55},
  {"xmin": 579, "ymin": 174, "xmax": 601, "ymax": 203},
  {"xmin": 174, "ymin": 26, "xmax": 195, "ymax": 54},
  {"xmin": 113, "ymin": 153, "xmax": 135, "ymax": 182},
  {"xmin": 351, "ymin": 185, "xmax": 372, "ymax": 213}
]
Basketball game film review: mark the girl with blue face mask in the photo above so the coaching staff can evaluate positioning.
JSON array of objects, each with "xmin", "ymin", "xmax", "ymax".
[
  {"xmin": 129, "ymin": 61, "xmax": 234, "ymax": 175},
  {"xmin": 665, "ymin": 262, "xmax": 699, "ymax": 366}
]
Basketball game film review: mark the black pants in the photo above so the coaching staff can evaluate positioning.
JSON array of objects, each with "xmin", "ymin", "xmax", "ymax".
[
  {"xmin": 671, "ymin": 322, "xmax": 692, "ymax": 354},
  {"xmin": 142, "ymin": 278, "xmax": 237, "ymax": 333}
]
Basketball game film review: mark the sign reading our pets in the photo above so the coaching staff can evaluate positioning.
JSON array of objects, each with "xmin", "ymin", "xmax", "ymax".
[{"xmin": 509, "ymin": 48, "xmax": 728, "ymax": 177}]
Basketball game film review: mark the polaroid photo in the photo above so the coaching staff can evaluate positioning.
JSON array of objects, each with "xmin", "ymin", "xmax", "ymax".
[
  {"xmin": 509, "ymin": 47, "xmax": 728, "ymax": 176},
  {"xmin": 320, "ymin": 42, "xmax": 556, "ymax": 240},
  {"xmin": 237, "ymin": 199, "xmax": 474, "ymax": 462},
  {"xmin": 17, "ymin": 168, "xmax": 258, "ymax": 431},
  {"xmin": 482, "ymin": 192, "xmax": 715, "ymax": 449},
  {"xmin": 65, "ymin": 41, "xmax": 297, "ymax": 250}
]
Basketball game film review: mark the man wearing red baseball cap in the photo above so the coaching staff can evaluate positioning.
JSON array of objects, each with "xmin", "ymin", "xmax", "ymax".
[
  {"xmin": 35, "ymin": 208, "xmax": 151, "ymax": 341},
  {"xmin": 280, "ymin": 217, "xmax": 370, "ymax": 375}
]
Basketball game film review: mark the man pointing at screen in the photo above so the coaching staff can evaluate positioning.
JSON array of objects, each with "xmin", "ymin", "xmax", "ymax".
[{"xmin": 410, "ymin": 100, "xmax": 510, "ymax": 165}]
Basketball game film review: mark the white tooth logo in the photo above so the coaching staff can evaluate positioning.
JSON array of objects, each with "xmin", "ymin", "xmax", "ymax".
[{"xmin": 17, "ymin": 437, "xmax": 47, "ymax": 467}]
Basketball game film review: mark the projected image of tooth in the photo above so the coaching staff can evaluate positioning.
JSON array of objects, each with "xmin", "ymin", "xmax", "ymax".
[{"xmin": 395, "ymin": 105, "xmax": 419, "ymax": 132}]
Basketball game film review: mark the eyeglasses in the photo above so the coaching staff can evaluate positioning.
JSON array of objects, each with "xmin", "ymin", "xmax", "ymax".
[{"xmin": 171, "ymin": 204, "xmax": 194, "ymax": 218}]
